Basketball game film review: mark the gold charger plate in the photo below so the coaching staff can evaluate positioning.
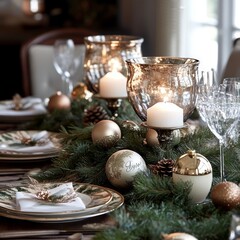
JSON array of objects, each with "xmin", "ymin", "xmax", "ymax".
[
  {"xmin": 0, "ymin": 186, "xmax": 123, "ymax": 223},
  {"xmin": 0, "ymin": 188, "xmax": 123, "ymax": 223},
  {"xmin": 0, "ymin": 182, "xmax": 113, "ymax": 217}
]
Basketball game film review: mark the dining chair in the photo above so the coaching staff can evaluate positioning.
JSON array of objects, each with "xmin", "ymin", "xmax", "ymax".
[
  {"xmin": 220, "ymin": 38, "xmax": 240, "ymax": 83},
  {"xmin": 20, "ymin": 27, "xmax": 97, "ymax": 99}
]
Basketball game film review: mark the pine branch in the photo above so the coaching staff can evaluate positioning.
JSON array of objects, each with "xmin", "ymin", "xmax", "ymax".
[
  {"xmin": 30, "ymin": 99, "xmax": 240, "ymax": 240},
  {"xmin": 128, "ymin": 172, "xmax": 191, "ymax": 205}
]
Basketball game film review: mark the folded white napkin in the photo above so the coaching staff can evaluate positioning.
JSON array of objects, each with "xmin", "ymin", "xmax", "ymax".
[
  {"xmin": 16, "ymin": 183, "xmax": 86, "ymax": 212},
  {"xmin": 0, "ymin": 97, "xmax": 46, "ymax": 116},
  {"xmin": 0, "ymin": 142, "xmax": 56, "ymax": 154}
]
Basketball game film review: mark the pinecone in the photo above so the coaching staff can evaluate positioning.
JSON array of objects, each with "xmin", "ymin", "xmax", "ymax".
[
  {"xmin": 83, "ymin": 105, "xmax": 110, "ymax": 125},
  {"xmin": 148, "ymin": 159, "xmax": 175, "ymax": 177}
]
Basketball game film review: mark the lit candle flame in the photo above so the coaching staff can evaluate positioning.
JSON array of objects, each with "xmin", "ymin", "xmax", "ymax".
[
  {"xmin": 159, "ymin": 87, "xmax": 173, "ymax": 102},
  {"xmin": 108, "ymin": 58, "xmax": 122, "ymax": 72}
]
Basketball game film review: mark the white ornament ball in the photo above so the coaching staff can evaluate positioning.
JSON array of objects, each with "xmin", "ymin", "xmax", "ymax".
[
  {"xmin": 105, "ymin": 149, "xmax": 147, "ymax": 188},
  {"xmin": 163, "ymin": 232, "xmax": 198, "ymax": 240}
]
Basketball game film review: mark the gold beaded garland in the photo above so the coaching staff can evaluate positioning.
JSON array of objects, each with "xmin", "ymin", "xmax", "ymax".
[
  {"xmin": 47, "ymin": 91, "xmax": 71, "ymax": 112},
  {"xmin": 163, "ymin": 232, "xmax": 198, "ymax": 240},
  {"xmin": 91, "ymin": 120, "xmax": 121, "ymax": 148},
  {"xmin": 210, "ymin": 181, "xmax": 240, "ymax": 210}
]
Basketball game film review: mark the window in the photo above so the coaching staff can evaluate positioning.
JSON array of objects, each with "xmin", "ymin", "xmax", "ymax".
[
  {"xmin": 184, "ymin": 0, "xmax": 240, "ymax": 81},
  {"xmin": 119, "ymin": 0, "xmax": 240, "ymax": 82},
  {"xmin": 233, "ymin": 0, "xmax": 240, "ymax": 37}
]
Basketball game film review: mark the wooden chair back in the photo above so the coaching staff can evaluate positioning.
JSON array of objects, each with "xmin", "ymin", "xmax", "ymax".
[{"xmin": 221, "ymin": 38, "xmax": 240, "ymax": 82}]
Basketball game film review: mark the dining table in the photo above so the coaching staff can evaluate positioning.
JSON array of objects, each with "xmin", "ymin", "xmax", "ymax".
[
  {"xmin": 0, "ymin": 151, "xmax": 120, "ymax": 240},
  {"xmin": 0, "ymin": 92, "xmax": 237, "ymax": 240}
]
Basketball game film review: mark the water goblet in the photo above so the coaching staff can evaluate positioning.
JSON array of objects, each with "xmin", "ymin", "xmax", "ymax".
[
  {"xmin": 196, "ymin": 87, "xmax": 240, "ymax": 182},
  {"xmin": 196, "ymin": 69, "xmax": 218, "ymax": 122},
  {"xmin": 53, "ymin": 39, "xmax": 80, "ymax": 96},
  {"xmin": 222, "ymin": 77, "xmax": 240, "ymax": 143},
  {"xmin": 198, "ymin": 68, "xmax": 217, "ymax": 86},
  {"xmin": 222, "ymin": 77, "xmax": 240, "ymax": 96}
]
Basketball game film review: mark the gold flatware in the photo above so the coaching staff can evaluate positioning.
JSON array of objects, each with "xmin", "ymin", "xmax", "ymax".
[
  {"xmin": 0, "ymin": 230, "xmax": 61, "ymax": 239},
  {"xmin": 0, "ymin": 230, "xmax": 98, "ymax": 239}
]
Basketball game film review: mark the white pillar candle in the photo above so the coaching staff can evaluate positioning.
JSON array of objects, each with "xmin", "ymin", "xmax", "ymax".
[
  {"xmin": 147, "ymin": 102, "xmax": 183, "ymax": 128},
  {"xmin": 99, "ymin": 71, "xmax": 127, "ymax": 98}
]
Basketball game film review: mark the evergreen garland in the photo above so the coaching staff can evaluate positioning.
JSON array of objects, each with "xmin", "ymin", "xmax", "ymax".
[{"xmin": 33, "ymin": 98, "xmax": 240, "ymax": 240}]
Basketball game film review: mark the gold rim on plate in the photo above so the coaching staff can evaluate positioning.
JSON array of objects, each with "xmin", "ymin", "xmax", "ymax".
[{"xmin": 0, "ymin": 182, "xmax": 113, "ymax": 217}]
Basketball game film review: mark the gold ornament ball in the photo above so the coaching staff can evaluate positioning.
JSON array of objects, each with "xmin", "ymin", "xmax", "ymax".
[
  {"xmin": 146, "ymin": 128, "xmax": 159, "ymax": 147},
  {"xmin": 47, "ymin": 91, "xmax": 71, "ymax": 112},
  {"xmin": 71, "ymin": 82, "xmax": 93, "ymax": 100},
  {"xmin": 91, "ymin": 120, "xmax": 121, "ymax": 148},
  {"xmin": 105, "ymin": 149, "xmax": 147, "ymax": 188},
  {"xmin": 210, "ymin": 181, "xmax": 240, "ymax": 210},
  {"xmin": 163, "ymin": 232, "xmax": 198, "ymax": 240},
  {"xmin": 122, "ymin": 120, "xmax": 140, "ymax": 131}
]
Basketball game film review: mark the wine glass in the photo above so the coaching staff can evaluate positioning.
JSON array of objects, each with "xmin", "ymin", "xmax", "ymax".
[
  {"xmin": 196, "ymin": 69, "xmax": 218, "ymax": 122},
  {"xmin": 196, "ymin": 84, "xmax": 240, "ymax": 182},
  {"xmin": 53, "ymin": 39, "xmax": 79, "ymax": 96},
  {"xmin": 223, "ymin": 77, "xmax": 240, "ymax": 95},
  {"xmin": 222, "ymin": 77, "xmax": 240, "ymax": 143}
]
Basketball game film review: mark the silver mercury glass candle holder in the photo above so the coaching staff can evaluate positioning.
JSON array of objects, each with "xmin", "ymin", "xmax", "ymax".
[
  {"xmin": 126, "ymin": 57, "xmax": 199, "ymax": 144},
  {"xmin": 84, "ymin": 35, "xmax": 144, "ymax": 94},
  {"xmin": 84, "ymin": 35, "xmax": 144, "ymax": 118}
]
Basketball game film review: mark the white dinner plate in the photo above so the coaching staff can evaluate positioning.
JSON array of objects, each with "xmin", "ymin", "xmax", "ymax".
[
  {"xmin": 0, "ymin": 130, "xmax": 61, "ymax": 162},
  {"xmin": 0, "ymin": 98, "xmax": 47, "ymax": 123}
]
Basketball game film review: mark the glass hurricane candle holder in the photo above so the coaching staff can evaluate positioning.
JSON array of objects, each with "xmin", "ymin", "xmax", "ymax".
[
  {"xmin": 84, "ymin": 35, "xmax": 144, "ymax": 93},
  {"xmin": 126, "ymin": 57, "xmax": 199, "ymax": 122}
]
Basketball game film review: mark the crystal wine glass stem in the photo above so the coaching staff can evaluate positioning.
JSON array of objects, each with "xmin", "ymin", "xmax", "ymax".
[
  {"xmin": 61, "ymin": 75, "xmax": 73, "ymax": 96},
  {"xmin": 219, "ymin": 139, "xmax": 226, "ymax": 182}
]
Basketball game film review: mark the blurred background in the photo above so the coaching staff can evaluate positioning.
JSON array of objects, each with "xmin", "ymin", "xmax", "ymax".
[{"xmin": 0, "ymin": 0, "xmax": 239, "ymax": 100}]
